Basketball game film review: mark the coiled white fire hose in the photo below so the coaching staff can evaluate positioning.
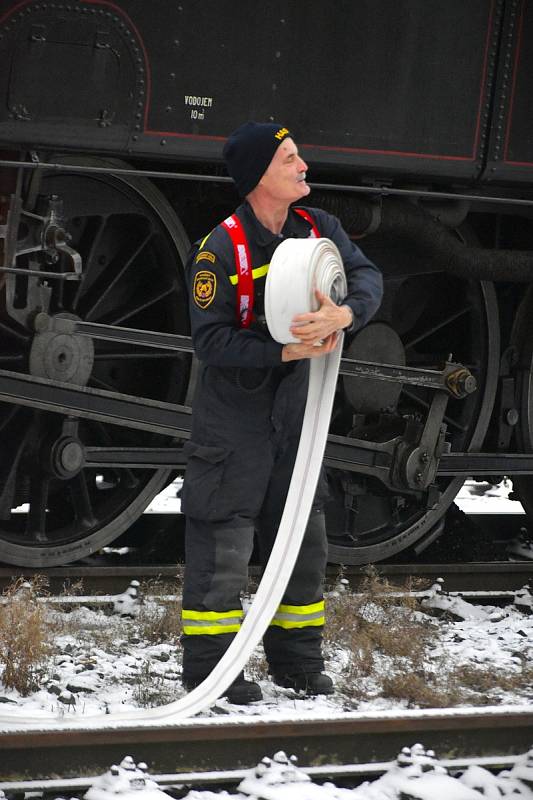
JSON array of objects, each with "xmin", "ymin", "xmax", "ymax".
[{"xmin": 0, "ymin": 238, "xmax": 346, "ymax": 730}]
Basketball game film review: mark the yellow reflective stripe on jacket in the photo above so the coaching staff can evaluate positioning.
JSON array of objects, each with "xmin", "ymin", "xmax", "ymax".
[
  {"xmin": 229, "ymin": 263, "xmax": 269, "ymax": 285},
  {"xmin": 182, "ymin": 608, "xmax": 243, "ymax": 636},
  {"xmin": 198, "ymin": 231, "xmax": 213, "ymax": 251},
  {"xmin": 269, "ymin": 599, "xmax": 325, "ymax": 630}
]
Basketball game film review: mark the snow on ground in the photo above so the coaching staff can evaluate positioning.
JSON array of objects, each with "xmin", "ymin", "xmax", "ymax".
[{"xmin": 0, "ymin": 578, "xmax": 532, "ymax": 718}]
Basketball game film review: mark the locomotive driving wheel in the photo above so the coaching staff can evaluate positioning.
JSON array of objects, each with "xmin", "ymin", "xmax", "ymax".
[
  {"xmin": 325, "ymin": 232, "xmax": 500, "ymax": 564},
  {"xmin": 510, "ymin": 285, "xmax": 533, "ymax": 521},
  {"xmin": 0, "ymin": 157, "xmax": 191, "ymax": 566}
]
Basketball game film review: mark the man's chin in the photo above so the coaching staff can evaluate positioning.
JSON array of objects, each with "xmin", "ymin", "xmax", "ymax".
[{"xmin": 296, "ymin": 182, "xmax": 311, "ymax": 198}]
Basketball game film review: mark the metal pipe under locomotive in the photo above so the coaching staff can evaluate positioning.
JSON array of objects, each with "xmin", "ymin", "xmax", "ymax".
[{"xmin": 0, "ymin": 0, "xmax": 532, "ymax": 568}]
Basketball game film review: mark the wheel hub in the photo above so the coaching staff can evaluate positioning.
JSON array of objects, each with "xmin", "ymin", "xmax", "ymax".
[
  {"xmin": 343, "ymin": 322, "xmax": 405, "ymax": 413},
  {"xmin": 29, "ymin": 313, "xmax": 94, "ymax": 385},
  {"xmin": 48, "ymin": 435, "xmax": 86, "ymax": 479}
]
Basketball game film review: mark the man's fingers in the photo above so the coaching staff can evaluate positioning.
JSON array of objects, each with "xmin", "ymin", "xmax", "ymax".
[
  {"xmin": 293, "ymin": 291, "xmax": 335, "ymax": 325},
  {"xmin": 315, "ymin": 289, "xmax": 335, "ymax": 306},
  {"xmin": 292, "ymin": 311, "xmax": 316, "ymax": 324}
]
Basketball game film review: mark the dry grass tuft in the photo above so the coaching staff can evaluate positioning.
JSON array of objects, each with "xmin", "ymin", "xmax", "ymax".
[
  {"xmin": 135, "ymin": 597, "xmax": 183, "ymax": 645},
  {"xmin": 323, "ymin": 567, "xmax": 533, "ymax": 707},
  {"xmin": 381, "ymin": 671, "xmax": 465, "ymax": 707},
  {"xmin": 133, "ymin": 574, "xmax": 183, "ymax": 645},
  {"xmin": 131, "ymin": 659, "xmax": 179, "ymax": 707},
  {"xmin": 0, "ymin": 576, "xmax": 52, "ymax": 696},
  {"xmin": 383, "ymin": 662, "xmax": 533, "ymax": 708},
  {"xmin": 450, "ymin": 663, "xmax": 533, "ymax": 699},
  {"xmin": 325, "ymin": 566, "xmax": 438, "ymax": 704},
  {"xmin": 60, "ymin": 578, "xmax": 85, "ymax": 596}
]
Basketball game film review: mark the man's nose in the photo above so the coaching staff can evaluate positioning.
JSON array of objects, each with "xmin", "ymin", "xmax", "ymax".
[{"xmin": 298, "ymin": 156, "xmax": 308, "ymax": 171}]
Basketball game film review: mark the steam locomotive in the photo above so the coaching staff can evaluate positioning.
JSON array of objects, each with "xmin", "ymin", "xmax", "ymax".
[{"xmin": 0, "ymin": 0, "xmax": 532, "ymax": 567}]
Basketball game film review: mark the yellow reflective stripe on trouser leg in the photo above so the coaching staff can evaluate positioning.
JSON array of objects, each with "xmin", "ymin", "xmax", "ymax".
[
  {"xmin": 268, "ymin": 599, "xmax": 325, "ymax": 630},
  {"xmin": 182, "ymin": 608, "xmax": 243, "ymax": 636}
]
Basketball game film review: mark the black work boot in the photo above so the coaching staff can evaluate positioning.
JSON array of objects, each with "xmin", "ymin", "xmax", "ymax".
[
  {"xmin": 274, "ymin": 672, "xmax": 334, "ymax": 696},
  {"xmin": 183, "ymin": 674, "xmax": 263, "ymax": 705},
  {"xmin": 224, "ymin": 676, "xmax": 263, "ymax": 704}
]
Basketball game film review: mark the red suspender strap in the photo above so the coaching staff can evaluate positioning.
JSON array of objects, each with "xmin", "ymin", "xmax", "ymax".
[
  {"xmin": 294, "ymin": 208, "xmax": 320, "ymax": 238},
  {"xmin": 221, "ymin": 209, "xmax": 319, "ymax": 329},
  {"xmin": 221, "ymin": 214, "xmax": 254, "ymax": 329}
]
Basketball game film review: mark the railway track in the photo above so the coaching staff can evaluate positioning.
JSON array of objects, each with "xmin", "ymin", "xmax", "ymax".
[
  {"xmin": 0, "ymin": 753, "xmax": 524, "ymax": 796},
  {"xmin": 1, "ymin": 706, "xmax": 532, "ymax": 780},
  {"xmin": 0, "ymin": 522, "xmax": 531, "ymax": 784}
]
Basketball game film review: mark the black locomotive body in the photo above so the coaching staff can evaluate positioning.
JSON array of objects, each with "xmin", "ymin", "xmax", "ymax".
[{"xmin": 0, "ymin": 0, "xmax": 532, "ymax": 567}]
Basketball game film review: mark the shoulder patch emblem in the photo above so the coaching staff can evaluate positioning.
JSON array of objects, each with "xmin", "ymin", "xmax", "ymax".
[
  {"xmin": 195, "ymin": 250, "xmax": 216, "ymax": 265},
  {"xmin": 194, "ymin": 270, "xmax": 216, "ymax": 309}
]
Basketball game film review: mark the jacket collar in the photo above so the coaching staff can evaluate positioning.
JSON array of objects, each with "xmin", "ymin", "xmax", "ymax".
[{"xmin": 238, "ymin": 201, "xmax": 312, "ymax": 247}]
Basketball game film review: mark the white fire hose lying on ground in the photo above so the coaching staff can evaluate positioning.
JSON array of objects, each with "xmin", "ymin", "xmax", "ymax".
[{"xmin": 0, "ymin": 238, "xmax": 346, "ymax": 729}]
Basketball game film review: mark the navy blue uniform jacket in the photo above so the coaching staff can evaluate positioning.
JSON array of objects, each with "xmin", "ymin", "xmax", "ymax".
[{"xmin": 187, "ymin": 201, "xmax": 383, "ymax": 369}]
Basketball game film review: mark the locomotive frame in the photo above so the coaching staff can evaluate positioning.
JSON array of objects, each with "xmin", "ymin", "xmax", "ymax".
[{"xmin": 0, "ymin": 0, "xmax": 533, "ymax": 567}]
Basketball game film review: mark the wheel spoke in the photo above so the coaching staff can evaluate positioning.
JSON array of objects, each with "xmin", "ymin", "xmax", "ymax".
[
  {"xmin": 105, "ymin": 283, "xmax": 177, "ymax": 326},
  {"xmin": 25, "ymin": 473, "xmax": 50, "ymax": 543},
  {"xmin": 88, "ymin": 374, "xmax": 118, "ymax": 392},
  {"xmin": 91, "ymin": 421, "xmax": 140, "ymax": 489},
  {"xmin": 84, "ymin": 232, "xmax": 153, "ymax": 322},
  {"xmin": 401, "ymin": 387, "xmax": 468, "ymax": 432},
  {"xmin": 404, "ymin": 306, "xmax": 472, "ymax": 350},
  {"xmin": 0, "ymin": 427, "xmax": 31, "ymax": 515},
  {"xmin": 0, "ymin": 354, "xmax": 24, "ymax": 363},
  {"xmin": 0, "ymin": 319, "xmax": 29, "ymax": 342},
  {"xmin": 69, "ymin": 472, "xmax": 97, "ymax": 529},
  {"xmin": 0, "ymin": 405, "xmax": 19, "ymax": 434},
  {"xmin": 72, "ymin": 216, "xmax": 106, "ymax": 310}
]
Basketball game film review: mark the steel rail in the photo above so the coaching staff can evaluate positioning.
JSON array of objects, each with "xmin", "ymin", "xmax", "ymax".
[
  {"xmin": 0, "ymin": 754, "xmax": 521, "ymax": 794},
  {"xmin": 0, "ymin": 706, "xmax": 532, "ymax": 780},
  {"xmin": 0, "ymin": 588, "xmax": 522, "ymax": 612},
  {"xmin": 0, "ymin": 561, "xmax": 531, "ymax": 595},
  {"xmin": 1, "ymin": 156, "xmax": 533, "ymax": 208}
]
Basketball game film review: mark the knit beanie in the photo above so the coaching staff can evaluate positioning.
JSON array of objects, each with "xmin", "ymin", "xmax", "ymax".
[{"xmin": 223, "ymin": 121, "xmax": 292, "ymax": 197}]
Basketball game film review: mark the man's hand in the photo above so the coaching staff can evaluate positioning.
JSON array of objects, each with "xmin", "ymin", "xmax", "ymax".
[
  {"xmin": 289, "ymin": 289, "xmax": 352, "ymax": 345},
  {"xmin": 281, "ymin": 332, "xmax": 339, "ymax": 362}
]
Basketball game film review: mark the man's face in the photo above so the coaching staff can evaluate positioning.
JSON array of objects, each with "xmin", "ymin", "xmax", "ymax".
[{"xmin": 258, "ymin": 138, "xmax": 310, "ymax": 203}]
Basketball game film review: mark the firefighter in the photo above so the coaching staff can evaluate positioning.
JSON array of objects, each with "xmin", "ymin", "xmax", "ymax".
[{"xmin": 181, "ymin": 122, "xmax": 383, "ymax": 704}]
